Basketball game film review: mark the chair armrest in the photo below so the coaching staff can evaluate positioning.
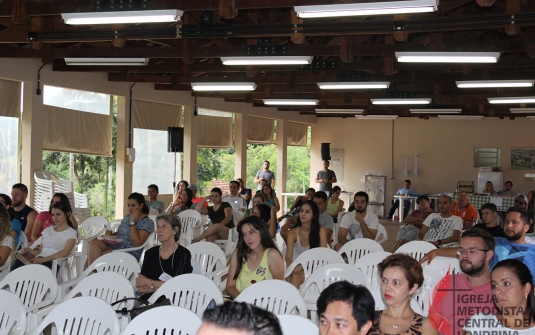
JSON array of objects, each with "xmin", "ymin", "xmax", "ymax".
[
  {"xmin": 210, "ymin": 265, "xmax": 229, "ymax": 291},
  {"xmin": 56, "ymin": 276, "xmax": 83, "ymax": 303},
  {"xmin": 27, "ymin": 304, "xmax": 57, "ymax": 331},
  {"xmin": 284, "ymin": 260, "xmax": 299, "ymax": 279}
]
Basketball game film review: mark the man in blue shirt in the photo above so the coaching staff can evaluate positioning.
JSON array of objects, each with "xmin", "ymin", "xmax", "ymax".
[{"xmin": 387, "ymin": 179, "xmax": 416, "ymax": 221}]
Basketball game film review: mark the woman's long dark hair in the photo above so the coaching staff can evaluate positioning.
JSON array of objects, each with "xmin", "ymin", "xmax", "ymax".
[
  {"xmin": 50, "ymin": 201, "xmax": 75, "ymax": 229},
  {"xmin": 0, "ymin": 194, "xmax": 15, "ymax": 221},
  {"xmin": 182, "ymin": 188, "xmax": 193, "ymax": 209},
  {"xmin": 49, "ymin": 193, "xmax": 72, "ymax": 213},
  {"xmin": 262, "ymin": 184, "xmax": 275, "ymax": 200},
  {"xmin": 233, "ymin": 216, "xmax": 280, "ymax": 281},
  {"xmin": 128, "ymin": 192, "xmax": 150, "ymax": 215},
  {"xmin": 294, "ymin": 200, "xmax": 321, "ymax": 249},
  {"xmin": 255, "ymin": 204, "xmax": 271, "ymax": 224}
]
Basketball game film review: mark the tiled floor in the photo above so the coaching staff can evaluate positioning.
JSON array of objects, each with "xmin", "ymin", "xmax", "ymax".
[{"xmin": 378, "ymin": 219, "xmax": 402, "ymax": 252}]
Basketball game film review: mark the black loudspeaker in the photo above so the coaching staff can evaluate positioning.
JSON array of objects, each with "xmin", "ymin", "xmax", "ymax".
[
  {"xmin": 321, "ymin": 143, "xmax": 331, "ymax": 161},
  {"xmin": 167, "ymin": 127, "xmax": 184, "ymax": 153}
]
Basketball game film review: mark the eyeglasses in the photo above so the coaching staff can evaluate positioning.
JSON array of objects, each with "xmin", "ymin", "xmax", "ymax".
[{"xmin": 456, "ymin": 248, "xmax": 489, "ymax": 256}]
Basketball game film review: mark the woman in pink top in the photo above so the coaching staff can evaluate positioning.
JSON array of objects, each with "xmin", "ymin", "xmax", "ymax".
[{"xmin": 32, "ymin": 193, "xmax": 78, "ymax": 242}]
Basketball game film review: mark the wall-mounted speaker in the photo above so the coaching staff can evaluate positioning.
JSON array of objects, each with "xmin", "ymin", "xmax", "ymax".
[
  {"xmin": 168, "ymin": 127, "xmax": 184, "ymax": 153},
  {"xmin": 321, "ymin": 143, "xmax": 331, "ymax": 161}
]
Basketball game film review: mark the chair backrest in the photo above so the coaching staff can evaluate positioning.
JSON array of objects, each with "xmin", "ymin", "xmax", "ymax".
[
  {"xmin": 63, "ymin": 272, "xmax": 135, "ymax": 311},
  {"xmin": 148, "ymin": 274, "xmax": 224, "ymax": 318},
  {"xmin": 375, "ymin": 224, "xmax": 388, "ymax": 244},
  {"xmin": 421, "ymin": 256, "xmax": 461, "ymax": 277},
  {"xmin": 27, "ymin": 296, "xmax": 120, "ymax": 335},
  {"xmin": 412, "ymin": 267, "xmax": 445, "ymax": 317},
  {"xmin": 0, "ymin": 264, "xmax": 58, "ymax": 313},
  {"xmin": 232, "ymin": 209, "xmax": 243, "ymax": 223},
  {"xmin": 301, "ymin": 263, "xmax": 369, "ymax": 298},
  {"xmin": 120, "ymin": 305, "xmax": 202, "ymax": 335},
  {"xmin": 354, "ymin": 251, "xmax": 392, "ymax": 290},
  {"xmin": 83, "ymin": 252, "xmax": 141, "ymax": 284},
  {"xmin": 148, "ymin": 209, "xmax": 159, "ymax": 216},
  {"xmin": 108, "ymin": 220, "xmax": 122, "ymax": 231},
  {"xmin": 235, "ymin": 279, "xmax": 308, "ymax": 317},
  {"xmin": 370, "ymin": 288, "xmax": 424, "ymax": 315},
  {"xmin": 186, "ymin": 242, "xmax": 226, "ymax": 275},
  {"xmin": 277, "ymin": 314, "xmax": 319, "ymax": 335},
  {"xmin": 178, "ymin": 210, "xmax": 202, "ymax": 246},
  {"xmin": 286, "ymin": 248, "xmax": 345, "ymax": 283},
  {"xmin": 337, "ymin": 239, "xmax": 384, "ymax": 265},
  {"xmin": 394, "ymin": 241, "xmax": 437, "ymax": 262},
  {"xmin": 191, "ymin": 259, "xmax": 202, "ymax": 274},
  {"xmin": 0, "ymin": 290, "xmax": 26, "ymax": 335},
  {"xmin": 78, "ymin": 216, "xmax": 108, "ymax": 240}
]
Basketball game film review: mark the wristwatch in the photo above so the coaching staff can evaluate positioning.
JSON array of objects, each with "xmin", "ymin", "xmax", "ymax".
[
  {"xmin": 130, "ymin": 222, "xmax": 135, "ymax": 226},
  {"xmin": 150, "ymin": 280, "xmax": 154, "ymax": 289}
]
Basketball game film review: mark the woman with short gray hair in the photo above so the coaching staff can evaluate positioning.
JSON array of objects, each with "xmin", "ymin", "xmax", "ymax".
[{"xmin": 136, "ymin": 214, "xmax": 192, "ymax": 299}]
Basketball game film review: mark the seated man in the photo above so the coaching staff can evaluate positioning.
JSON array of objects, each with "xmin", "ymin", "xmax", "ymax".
[
  {"xmin": 313, "ymin": 191, "xmax": 334, "ymax": 242},
  {"xmin": 473, "ymin": 203, "xmax": 505, "ymax": 238},
  {"xmin": 393, "ymin": 195, "xmax": 435, "ymax": 251},
  {"xmin": 146, "ymin": 184, "xmax": 164, "ymax": 213},
  {"xmin": 386, "ymin": 180, "xmax": 415, "ymax": 221},
  {"xmin": 417, "ymin": 195, "xmax": 462, "ymax": 248},
  {"xmin": 334, "ymin": 191, "xmax": 379, "ymax": 251},
  {"xmin": 451, "ymin": 192, "xmax": 478, "ymax": 230},
  {"xmin": 497, "ymin": 180, "xmax": 518, "ymax": 197},
  {"xmin": 222, "ymin": 181, "xmax": 247, "ymax": 212}
]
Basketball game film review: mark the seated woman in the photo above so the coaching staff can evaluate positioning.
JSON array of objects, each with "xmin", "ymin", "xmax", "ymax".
[
  {"xmin": 279, "ymin": 188, "xmax": 315, "ymax": 241},
  {"xmin": 262, "ymin": 184, "xmax": 280, "ymax": 213},
  {"xmin": 167, "ymin": 188, "xmax": 193, "ymax": 216},
  {"xmin": 191, "ymin": 188, "xmax": 234, "ymax": 243},
  {"xmin": 369, "ymin": 253, "xmax": 438, "ymax": 335},
  {"xmin": 32, "ymin": 193, "xmax": 78, "ymax": 242},
  {"xmin": 483, "ymin": 181, "xmax": 498, "ymax": 196},
  {"xmin": 327, "ymin": 186, "xmax": 345, "ymax": 222},
  {"xmin": 285, "ymin": 200, "xmax": 327, "ymax": 288},
  {"xmin": 88, "ymin": 192, "xmax": 155, "ymax": 264},
  {"xmin": 13, "ymin": 201, "xmax": 77, "ymax": 269},
  {"xmin": 236, "ymin": 178, "xmax": 252, "ymax": 208},
  {"xmin": 136, "ymin": 214, "xmax": 192, "ymax": 300},
  {"xmin": 0, "ymin": 205, "xmax": 15, "ymax": 270},
  {"xmin": 226, "ymin": 216, "xmax": 285, "ymax": 299},
  {"xmin": 0, "ymin": 194, "xmax": 22, "ymax": 247},
  {"xmin": 240, "ymin": 192, "xmax": 268, "ymax": 221},
  {"xmin": 464, "ymin": 259, "xmax": 535, "ymax": 334}
]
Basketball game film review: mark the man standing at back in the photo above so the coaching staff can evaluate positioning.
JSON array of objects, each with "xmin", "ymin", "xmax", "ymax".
[
  {"xmin": 254, "ymin": 160, "xmax": 275, "ymax": 191},
  {"xmin": 451, "ymin": 193, "xmax": 478, "ymax": 230},
  {"xmin": 10, "ymin": 183, "xmax": 37, "ymax": 241},
  {"xmin": 315, "ymin": 160, "xmax": 337, "ymax": 197}
]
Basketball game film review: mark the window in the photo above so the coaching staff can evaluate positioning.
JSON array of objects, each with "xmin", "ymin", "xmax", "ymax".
[
  {"xmin": 0, "ymin": 117, "xmax": 19, "ymax": 194},
  {"xmin": 43, "ymin": 85, "xmax": 110, "ymax": 115}
]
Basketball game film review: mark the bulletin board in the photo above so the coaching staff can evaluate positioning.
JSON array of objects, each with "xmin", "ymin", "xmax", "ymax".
[{"xmin": 330, "ymin": 149, "xmax": 344, "ymax": 181}]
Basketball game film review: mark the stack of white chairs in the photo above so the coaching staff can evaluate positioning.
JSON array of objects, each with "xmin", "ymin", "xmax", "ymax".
[
  {"xmin": 186, "ymin": 242, "xmax": 228, "ymax": 290},
  {"xmin": 337, "ymin": 239, "xmax": 384, "ymax": 265},
  {"xmin": 285, "ymin": 248, "xmax": 345, "ymax": 290},
  {"xmin": 0, "ymin": 290, "xmax": 26, "ymax": 335},
  {"xmin": 394, "ymin": 241, "xmax": 437, "ymax": 262},
  {"xmin": 120, "ymin": 306, "xmax": 202, "ymax": 335},
  {"xmin": 354, "ymin": 251, "xmax": 392, "ymax": 290}
]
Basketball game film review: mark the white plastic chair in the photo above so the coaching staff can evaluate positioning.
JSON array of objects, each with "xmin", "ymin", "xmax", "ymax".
[
  {"xmin": 186, "ymin": 242, "xmax": 228, "ymax": 290},
  {"xmin": 191, "ymin": 259, "xmax": 202, "ymax": 274},
  {"xmin": 337, "ymin": 239, "xmax": 384, "ymax": 265},
  {"xmin": 235, "ymin": 279, "xmax": 308, "ymax": 317},
  {"xmin": 375, "ymin": 224, "xmax": 388, "ymax": 244},
  {"xmin": 148, "ymin": 273, "xmax": 224, "ymax": 318},
  {"xmin": 300, "ymin": 263, "xmax": 369, "ymax": 323},
  {"xmin": 371, "ymin": 288, "xmax": 424, "ymax": 315},
  {"xmin": 277, "ymin": 314, "xmax": 319, "ymax": 335},
  {"xmin": 214, "ymin": 227, "xmax": 238, "ymax": 257},
  {"xmin": 0, "ymin": 290, "xmax": 26, "ymax": 335},
  {"xmin": 284, "ymin": 248, "xmax": 345, "ymax": 289},
  {"xmin": 29, "ymin": 236, "xmax": 76, "ymax": 281},
  {"xmin": 74, "ymin": 216, "xmax": 108, "ymax": 276},
  {"xmin": 112, "ymin": 231, "xmax": 155, "ymax": 263},
  {"xmin": 421, "ymin": 256, "xmax": 461, "ymax": 277},
  {"xmin": 178, "ymin": 210, "xmax": 203, "ymax": 246},
  {"xmin": 26, "ymin": 296, "xmax": 120, "ymax": 335},
  {"xmin": 354, "ymin": 251, "xmax": 392, "ymax": 290},
  {"xmin": 120, "ymin": 305, "xmax": 201, "ymax": 335},
  {"xmin": 395, "ymin": 241, "xmax": 437, "ymax": 262},
  {"xmin": 0, "ymin": 264, "xmax": 58, "ymax": 313},
  {"xmin": 412, "ymin": 267, "xmax": 445, "ymax": 317}
]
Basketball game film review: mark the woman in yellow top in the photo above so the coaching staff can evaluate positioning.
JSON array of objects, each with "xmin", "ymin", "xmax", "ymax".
[
  {"xmin": 226, "ymin": 216, "xmax": 285, "ymax": 298},
  {"xmin": 326, "ymin": 186, "xmax": 345, "ymax": 222}
]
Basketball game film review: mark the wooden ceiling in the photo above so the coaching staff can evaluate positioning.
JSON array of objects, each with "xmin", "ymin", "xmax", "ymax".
[{"xmin": 2, "ymin": 0, "xmax": 535, "ymax": 117}]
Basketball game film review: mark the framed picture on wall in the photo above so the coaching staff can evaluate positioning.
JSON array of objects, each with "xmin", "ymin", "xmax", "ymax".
[{"xmin": 510, "ymin": 148, "xmax": 535, "ymax": 170}]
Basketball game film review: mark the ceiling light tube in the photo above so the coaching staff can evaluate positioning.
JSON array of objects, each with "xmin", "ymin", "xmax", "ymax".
[
  {"xmin": 396, "ymin": 52, "xmax": 500, "ymax": 63},
  {"xmin": 438, "ymin": 115, "xmax": 483, "ymax": 120},
  {"xmin": 191, "ymin": 82, "xmax": 257, "ymax": 91},
  {"xmin": 456, "ymin": 80, "xmax": 535, "ymax": 88},
  {"xmin": 317, "ymin": 82, "xmax": 390, "ymax": 89},
  {"xmin": 64, "ymin": 58, "xmax": 149, "ymax": 66},
  {"xmin": 410, "ymin": 109, "xmax": 461, "ymax": 114},
  {"xmin": 62, "ymin": 10, "xmax": 183, "ymax": 25},
  {"xmin": 295, "ymin": 0, "xmax": 438, "ymax": 18},
  {"xmin": 527, "ymin": 116, "xmax": 535, "ymax": 120},
  {"xmin": 488, "ymin": 97, "xmax": 535, "ymax": 104},
  {"xmin": 221, "ymin": 56, "xmax": 313, "ymax": 66},
  {"xmin": 315, "ymin": 109, "xmax": 364, "ymax": 114},
  {"xmin": 355, "ymin": 115, "xmax": 398, "ymax": 119},
  {"xmin": 264, "ymin": 99, "xmax": 318, "ymax": 105},
  {"xmin": 371, "ymin": 98, "xmax": 431, "ymax": 105},
  {"xmin": 510, "ymin": 108, "xmax": 535, "ymax": 113}
]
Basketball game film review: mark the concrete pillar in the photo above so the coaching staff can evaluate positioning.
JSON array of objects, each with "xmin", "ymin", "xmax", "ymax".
[
  {"xmin": 115, "ymin": 95, "xmax": 132, "ymax": 218},
  {"xmin": 275, "ymin": 119, "xmax": 288, "ymax": 216},
  {"xmin": 21, "ymin": 80, "xmax": 44, "ymax": 207},
  {"xmin": 183, "ymin": 105, "xmax": 198, "ymax": 184},
  {"xmin": 234, "ymin": 113, "xmax": 248, "ymax": 181}
]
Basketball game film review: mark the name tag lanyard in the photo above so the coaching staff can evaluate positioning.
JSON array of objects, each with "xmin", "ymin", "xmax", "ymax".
[{"xmin": 158, "ymin": 245, "xmax": 176, "ymax": 275}]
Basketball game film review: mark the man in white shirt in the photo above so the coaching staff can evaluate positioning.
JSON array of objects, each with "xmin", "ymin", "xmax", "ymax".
[
  {"xmin": 417, "ymin": 195, "xmax": 462, "ymax": 247},
  {"xmin": 313, "ymin": 191, "xmax": 334, "ymax": 241},
  {"xmin": 222, "ymin": 181, "xmax": 247, "ymax": 212},
  {"xmin": 334, "ymin": 191, "xmax": 379, "ymax": 251}
]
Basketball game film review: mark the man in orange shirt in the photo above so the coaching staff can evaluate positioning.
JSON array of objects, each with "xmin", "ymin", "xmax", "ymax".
[{"xmin": 451, "ymin": 192, "xmax": 478, "ymax": 230}]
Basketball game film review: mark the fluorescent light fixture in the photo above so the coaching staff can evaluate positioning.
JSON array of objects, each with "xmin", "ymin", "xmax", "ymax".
[
  {"xmin": 61, "ymin": 10, "xmax": 183, "ymax": 25},
  {"xmin": 263, "ymin": 99, "xmax": 318, "ymax": 106},
  {"xmin": 371, "ymin": 98, "xmax": 431, "ymax": 105},
  {"xmin": 456, "ymin": 80, "xmax": 535, "ymax": 88},
  {"xmin": 64, "ymin": 58, "xmax": 149, "ymax": 66},
  {"xmin": 221, "ymin": 56, "xmax": 313, "ymax": 66},
  {"xmin": 191, "ymin": 82, "xmax": 257, "ymax": 91},
  {"xmin": 355, "ymin": 115, "xmax": 398, "ymax": 120},
  {"xmin": 396, "ymin": 52, "xmax": 500, "ymax": 63},
  {"xmin": 317, "ymin": 82, "xmax": 390, "ymax": 89},
  {"xmin": 410, "ymin": 109, "xmax": 461, "ymax": 114},
  {"xmin": 438, "ymin": 115, "xmax": 483, "ymax": 120},
  {"xmin": 488, "ymin": 96, "xmax": 535, "ymax": 104},
  {"xmin": 527, "ymin": 116, "xmax": 535, "ymax": 120},
  {"xmin": 295, "ymin": 0, "xmax": 438, "ymax": 18},
  {"xmin": 315, "ymin": 109, "xmax": 364, "ymax": 114},
  {"xmin": 510, "ymin": 108, "xmax": 535, "ymax": 113}
]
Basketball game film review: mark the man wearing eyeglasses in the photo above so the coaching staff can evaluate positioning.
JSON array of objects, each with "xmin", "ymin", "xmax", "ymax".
[{"xmin": 428, "ymin": 228, "xmax": 496, "ymax": 335}]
